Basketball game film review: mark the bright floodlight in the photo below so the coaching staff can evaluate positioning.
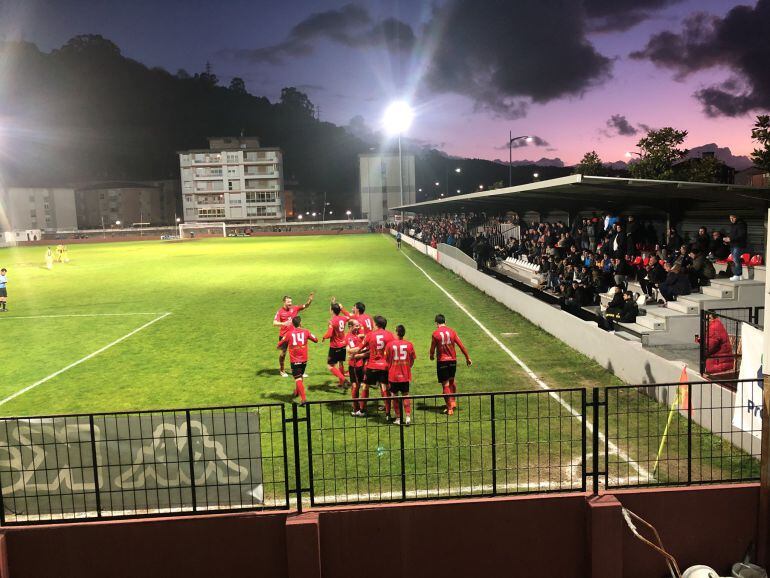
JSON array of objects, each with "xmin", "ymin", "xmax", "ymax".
[
  {"xmin": 533, "ymin": 172, "xmax": 539, "ymax": 178},
  {"xmin": 383, "ymin": 101, "xmax": 414, "ymax": 135},
  {"xmin": 298, "ymin": 214, "xmax": 303, "ymax": 220},
  {"xmin": 455, "ymin": 167, "xmax": 461, "ymax": 173},
  {"xmin": 434, "ymin": 181, "xmax": 440, "ymax": 186},
  {"xmin": 346, "ymin": 210, "xmax": 351, "ymax": 215},
  {"xmin": 525, "ymin": 136, "xmax": 534, "ymax": 143},
  {"xmin": 115, "ymin": 220, "xmax": 121, "ymax": 226},
  {"xmin": 625, "ymin": 151, "xmax": 632, "ymax": 158}
]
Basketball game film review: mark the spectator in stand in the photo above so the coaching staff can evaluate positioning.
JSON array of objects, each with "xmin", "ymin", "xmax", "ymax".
[
  {"xmin": 626, "ymin": 216, "xmax": 642, "ymax": 256},
  {"xmin": 666, "ymin": 227, "xmax": 683, "ymax": 256},
  {"xmin": 692, "ymin": 227, "xmax": 710, "ymax": 254},
  {"xmin": 639, "ymin": 255, "xmax": 666, "ymax": 302},
  {"xmin": 702, "ymin": 313, "xmax": 735, "ymax": 374},
  {"xmin": 688, "ymin": 248, "xmax": 715, "ymax": 287},
  {"xmin": 724, "ymin": 213, "xmax": 748, "ymax": 281},
  {"xmin": 598, "ymin": 288, "xmax": 637, "ymax": 331},
  {"xmin": 611, "ymin": 257, "xmax": 630, "ymax": 289},
  {"xmin": 658, "ymin": 263, "xmax": 691, "ymax": 303},
  {"xmin": 708, "ymin": 230, "xmax": 730, "ymax": 261},
  {"xmin": 611, "ymin": 223, "xmax": 627, "ymax": 258}
]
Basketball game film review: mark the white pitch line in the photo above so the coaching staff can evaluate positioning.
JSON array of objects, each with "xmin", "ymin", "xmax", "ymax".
[
  {"xmin": 0, "ymin": 312, "xmax": 167, "ymax": 320},
  {"xmin": 399, "ymin": 249, "xmax": 651, "ymax": 480},
  {"xmin": 0, "ymin": 312, "xmax": 172, "ymax": 407}
]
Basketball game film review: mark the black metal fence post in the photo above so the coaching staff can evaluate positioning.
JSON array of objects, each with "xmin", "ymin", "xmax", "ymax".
[
  {"xmin": 490, "ymin": 394, "xmax": 497, "ymax": 496},
  {"xmin": 699, "ymin": 311, "xmax": 706, "ymax": 376},
  {"xmin": 581, "ymin": 389, "xmax": 587, "ymax": 492},
  {"xmin": 305, "ymin": 403, "xmax": 315, "ymax": 507},
  {"xmin": 687, "ymin": 383, "xmax": 693, "ymax": 485},
  {"xmin": 398, "ymin": 397, "xmax": 406, "ymax": 500},
  {"xmin": 280, "ymin": 405, "xmax": 291, "ymax": 510},
  {"xmin": 88, "ymin": 415, "xmax": 102, "ymax": 518},
  {"xmin": 291, "ymin": 403, "xmax": 303, "ymax": 513},
  {"xmin": 592, "ymin": 387, "xmax": 600, "ymax": 495},
  {"xmin": 185, "ymin": 410, "xmax": 197, "ymax": 512}
]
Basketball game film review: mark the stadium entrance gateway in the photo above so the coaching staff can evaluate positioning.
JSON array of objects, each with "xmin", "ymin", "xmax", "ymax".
[{"xmin": 0, "ymin": 409, "xmax": 263, "ymax": 520}]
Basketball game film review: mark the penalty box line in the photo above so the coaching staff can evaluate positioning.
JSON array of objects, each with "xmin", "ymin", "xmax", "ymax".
[
  {"xmin": 398, "ymin": 248, "xmax": 651, "ymax": 481},
  {"xmin": 0, "ymin": 312, "xmax": 168, "ymax": 320},
  {"xmin": 0, "ymin": 312, "xmax": 172, "ymax": 408}
]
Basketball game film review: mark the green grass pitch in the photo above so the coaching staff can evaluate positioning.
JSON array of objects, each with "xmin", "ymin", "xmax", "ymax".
[{"xmin": 0, "ymin": 234, "xmax": 758, "ymax": 497}]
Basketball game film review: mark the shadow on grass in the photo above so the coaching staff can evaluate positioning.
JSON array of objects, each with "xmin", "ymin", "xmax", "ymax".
[
  {"xmin": 255, "ymin": 368, "xmax": 281, "ymax": 377},
  {"xmin": 265, "ymin": 392, "xmax": 295, "ymax": 404}
]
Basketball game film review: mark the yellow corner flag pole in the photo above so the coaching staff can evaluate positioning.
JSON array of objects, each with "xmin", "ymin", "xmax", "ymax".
[{"xmin": 652, "ymin": 366, "xmax": 689, "ymax": 476}]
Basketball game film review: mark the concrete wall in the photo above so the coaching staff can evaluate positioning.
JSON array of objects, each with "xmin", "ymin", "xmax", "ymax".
[
  {"xmin": 0, "ymin": 484, "xmax": 758, "ymax": 578},
  {"xmin": 393, "ymin": 230, "xmax": 758, "ymax": 455}
]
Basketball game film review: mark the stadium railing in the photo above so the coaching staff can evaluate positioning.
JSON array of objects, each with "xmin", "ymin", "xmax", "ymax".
[
  {"xmin": 0, "ymin": 403, "xmax": 290, "ymax": 525},
  {"xmin": 699, "ymin": 307, "xmax": 764, "ymax": 380},
  {"xmin": 0, "ymin": 381, "xmax": 761, "ymax": 524}
]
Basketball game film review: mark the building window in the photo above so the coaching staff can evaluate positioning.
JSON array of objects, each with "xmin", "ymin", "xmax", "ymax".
[
  {"xmin": 226, "ymin": 153, "xmax": 240, "ymax": 163},
  {"xmin": 245, "ymin": 192, "xmax": 277, "ymax": 203},
  {"xmin": 228, "ymin": 180, "xmax": 240, "ymax": 191},
  {"xmin": 197, "ymin": 208, "xmax": 226, "ymax": 219}
]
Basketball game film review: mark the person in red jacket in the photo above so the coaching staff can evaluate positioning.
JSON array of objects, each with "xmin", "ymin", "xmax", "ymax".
[{"xmin": 704, "ymin": 314, "xmax": 735, "ymax": 374}]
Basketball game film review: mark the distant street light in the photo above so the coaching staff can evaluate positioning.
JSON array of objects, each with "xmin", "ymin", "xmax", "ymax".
[
  {"xmin": 115, "ymin": 220, "xmax": 121, "ymax": 226},
  {"xmin": 479, "ymin": 184, "xmax": 484, "ymax": 190},
  {"xmin": 625, "ymin": 151, "xmax": 642, "ymax": 158},
  {"xmin": 447, "ymin": 166, "xmax": 461, "ymax": 196},
  {"xmin": 175, "ymin": 217, "xmax": 181, "ymax": 223},
  {"xmin": 346, "ymin": 210, "xmax": 352, "ymax": 220},
  {"xmin": 329, "ymin": 211, "xmax": 333, "ymax": 215},
  {"xmin": 456, "ymin": 189, "xmax": 461, "ymax": 194},
  {"xmin": 434, "ymin": 181, "xmax": 440, "ymax": 186},
  {"xmin": 508, "ymin": 133, "xmax": 533, "ymax": 186},
  {"xmin": 298, "ymin": 214, "xmax": 303, "ymax": 220}
]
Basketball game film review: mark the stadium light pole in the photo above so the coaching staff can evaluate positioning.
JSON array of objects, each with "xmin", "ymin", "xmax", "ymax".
[
  {"xmin": 509, "ymin": 133, "xmax": 533, "ymax": 187},
  {"xmin": 346, "ymin": 210, "xmax": 351, "ymax": 220},
  {"xmin": 383, "ymin": 101, "xmax": 414, "ymax": 224},
  {"xmin": 447, "ymin": 166, "xmax": 461, "ymax": 196}
]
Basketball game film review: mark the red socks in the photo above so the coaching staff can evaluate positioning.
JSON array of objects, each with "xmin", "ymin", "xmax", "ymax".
[
  {"xmin": 383, "ymin": 389, "xmax": 391, "ymax": 415},
  {"xmin": 360, "ymin": 387, "xmax": 369, "ymax": 411},
  {"xmin": 295, "ymin": 379, "xmax": 307, "ymax": 402},
  {"xmin": 392, "ymin": 396, "xmax": 411, "ymax": 418},
  {"xmin": 449, "ymin": 380, "xmax": 457, "ymax": 409},
  {"xmin": 442, "ymin": 385, "xmax": 452, "ymax": 410},
  {"xmin": 330, "ymin": 366, "xmax": 346, "ymax": 385},
  {"xmin": 404, "ymin": 398, "xmax": 411, "ymax": 416}
]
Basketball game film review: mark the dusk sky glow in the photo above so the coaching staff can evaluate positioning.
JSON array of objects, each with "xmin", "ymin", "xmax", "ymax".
[{"xmin": 1, "ymin": 0, "xmax": 767, "ymax": 165}]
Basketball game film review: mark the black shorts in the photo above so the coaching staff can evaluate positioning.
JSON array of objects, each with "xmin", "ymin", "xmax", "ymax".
[
  {"xmin": 348, "ymin": 365, "xmax": 364, "ymax": 384},
  {"xmin": 278, "ymin": 337, "xmax": 288, "ymax": 352},
  {"xmin": 0, "ymin": 288, "xmax": 6, "ymax": 298},
  {"xmin": 327, "ymin": 347, "xmax": 346, "ymax": 365},
  {"xmin": 365, "ymin": 369, "xmax": 388, "ymax": 386},
  {"xmin": 290, "ymin": 362, "xmax": 306, "ymax": 379},
  {"xmin": 436, "ymin": 361, "xmax": 457, "ymax": 383},
  {"xmin": 389, "ymin": 381, "xmax": 410, "ymax": 395}
]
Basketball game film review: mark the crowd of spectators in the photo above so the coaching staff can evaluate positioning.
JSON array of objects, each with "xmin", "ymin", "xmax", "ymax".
[{"xmin": 397, "ymin": 211, "xmax": 751, "ymax": 330}]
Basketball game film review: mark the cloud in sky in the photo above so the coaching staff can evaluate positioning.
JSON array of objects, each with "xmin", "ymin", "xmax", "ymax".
[
  {"xmin": 224, "ymin": 3, "xmax": 415, "ymax": 64},
  {"xmin": 226, "ymin": 0, "xmax": 684, "ymax": 119},
  {"xmin": 631, "ymin": 0, "xmax": 770, "ymax": 116},
  {"xmin": 605, "ymin": 114, "xmax": 639, "ymax": 136}
]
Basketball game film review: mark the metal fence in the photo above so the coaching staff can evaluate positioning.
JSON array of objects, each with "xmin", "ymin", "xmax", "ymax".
[
  {"xmin": 699, "ymin": 307, "xmax": 764, "ymax": 380},
  {"xmin": 0, "ymin": 380, "xmax": 762, "ymax": 524},
  {"xmin": 0, "ymin": 404, "xmax": 289, "ymax": 525}
]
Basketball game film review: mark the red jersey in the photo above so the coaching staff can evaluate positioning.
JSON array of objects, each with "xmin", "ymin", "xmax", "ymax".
[
  {"xmin": 353, "ymin": 313, "xmax": 375, "ymax": 334},
  {"xmin": 278, "ymin": 327, "xmax": 317, "ymax": 363},
  {"xmin": 430, "ymin": 326, "xmax": 468, "ymax": 362},
  {"xmin": 362, "ymin": 329, "xmax": 394, "ymax": 370},
  {"xmin": 386, "ymin": 339, "xmax": 416, "ymax": 383},
  {"xmin": 324, "ymin": 314, "xmax": 350, "ymax": 348},
  {"xmin": 345, "ymin": 331, "xmax": 365, "ymax": 368},
  {"xmin": 274, "ymin": 305, "xmax": 302, "ymax": 338}
]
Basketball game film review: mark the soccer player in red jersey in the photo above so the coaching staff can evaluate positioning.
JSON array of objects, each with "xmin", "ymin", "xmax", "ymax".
[
  {"xmin": 273, "ymin": 293, "xmax": 314, "ymax": 377},
  {"xmin": 277, "ymin": 316, "xmax": 318, "ymax": 404},
  {"xmin": 385, "ymin": 324, "xmax": 416, "ymax": 426},
  {"xmin": 339, "ymin": 301, "xmax": 375, "ymax": 335},
  {"xmin": 361, "ymin": 315, "xmax": 395, "ymax": 421},
  {"xmin": 429, "ymin": 314, "xmax": 472, "ymax": 415},
  {"xmin": 345, "ymin": 320, "xmax": 367, "ymax": 416},
  {"xmin": 322, "ymin": 302, "xmax": 350, "ymax": 387}
]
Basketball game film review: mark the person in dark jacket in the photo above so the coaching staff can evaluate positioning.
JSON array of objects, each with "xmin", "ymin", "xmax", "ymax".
[
  {"xmin": 639, "ymin": 256, "xmax": 666, "ymax": 300},
  {"xmin": 611, "ymin": 223, "xmax": 627, "ymax": 258},
  {"xmin": 659, "ymin": 264, "xmax": 691, "ymax": 302},
  {"xmin": 600, "ymin": 289, "xmax": 638, "ymax": 330},
  {"xmin": 724, "ymin": 214, "xmax": 748, "ymax": 281},
  {"xmin": 688, "ymin": 249, "xmax": 716, "ymax": 287},
  {"xmin": 666, "ymin": 227, "xmax": 683, "ymax": 255},
  {"xmin": 692, "ymin": 227, "xmax": 710, "ymax": 254},
  {"xmin": 708, "ymin": 230, "xmax": 730, "ymax": 261}
]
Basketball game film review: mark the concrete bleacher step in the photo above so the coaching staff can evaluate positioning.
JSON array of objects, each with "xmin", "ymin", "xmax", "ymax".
[
  {"xmin": 701, "ymin": 284, "xmax": 734, "ymax": 298},
  {"xmin": 635, "ymin": 314, "xmax": 665, "ymax": 331}
]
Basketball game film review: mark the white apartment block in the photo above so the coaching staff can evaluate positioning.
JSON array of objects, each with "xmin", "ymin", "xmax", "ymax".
[
  {"xmin": 179, "ymin": 137, "xmax": 283, "ymax": 223},
  {"xmin": 0, "ymin": 187, "xmax": 77, "ymax": 235}
]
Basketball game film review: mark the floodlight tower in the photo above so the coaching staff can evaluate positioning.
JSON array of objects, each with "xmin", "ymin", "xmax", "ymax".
[{"xmin": 383, "ymin": 101, "xmax": 414, "ymax": 223}]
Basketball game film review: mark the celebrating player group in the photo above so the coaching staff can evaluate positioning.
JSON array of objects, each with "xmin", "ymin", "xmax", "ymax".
[{"xmin": 274, "ymin": 293, "xmax": 472, "ymax": 425}]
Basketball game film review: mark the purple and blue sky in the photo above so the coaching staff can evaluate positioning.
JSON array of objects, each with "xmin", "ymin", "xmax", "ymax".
[{"xmin": 1, "ymin": 0, "xmax": 768, "ymax": 165}]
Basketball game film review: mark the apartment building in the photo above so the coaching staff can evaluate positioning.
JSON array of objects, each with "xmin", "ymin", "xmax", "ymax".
[
  {"xmin": 0, "ymin": 187, "xmax": 77, "ymax": 235},
  {"xmin": 179, "ymin": 137, "xmax": 283, "ymax": 223},
  {"xmin": 74, "ymin": 180, "xmax": 179, "ymax": 229}
]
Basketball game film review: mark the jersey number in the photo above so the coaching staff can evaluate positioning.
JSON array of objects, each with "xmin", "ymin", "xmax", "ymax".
[
  {"xmin": 438, "ymin": 330, "xmax": 452, "ymax": 345},
  {"xmin": 375, "ymin": 335, "xmax": 385, "ymax": 350},
  {"xmin": 291, "ymin": 333, "xmax": 306, "ymax": 346},
  {"xmin": 338, "ymin": 320, "xmax": 345, "ymax": 332},
  {"xmin": 365, "ymin": 318, "xmax": 373, "ymax": 330},
  {"xmin": 392, "ymin": 344, "xmax": 408, "ymax": 360}
]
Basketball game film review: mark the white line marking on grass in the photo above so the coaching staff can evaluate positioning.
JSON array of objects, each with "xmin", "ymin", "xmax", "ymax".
[
  {"xmin": 0, "ymin": 312, "xmax": 167, "ymax": 320},
  {"xmin": 399, "ymin": 250, "xmax": 651, "ymax": 481},
  {"xmin": 0, "ymin": 312, "xmax": 172, "ymax": 408}
]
